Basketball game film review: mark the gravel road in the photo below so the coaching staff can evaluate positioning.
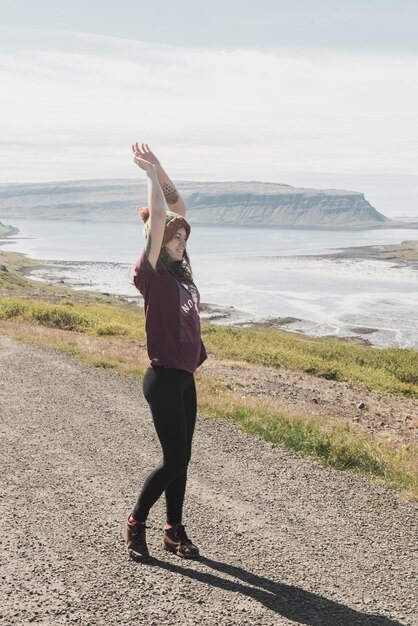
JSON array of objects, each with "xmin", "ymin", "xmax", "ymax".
[{"xmin": 0, "ymin": 335, "xmax": 417, "ymax": 626}]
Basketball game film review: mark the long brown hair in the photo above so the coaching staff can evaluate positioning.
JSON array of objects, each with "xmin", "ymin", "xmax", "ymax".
[{"xmin": 157, "ymin": 247, "xmax": 194, "ymax": 283}]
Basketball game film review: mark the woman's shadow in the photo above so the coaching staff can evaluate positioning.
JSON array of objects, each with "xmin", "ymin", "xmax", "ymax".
[{"xmin": 146, "ymin": 555, "xmax": 407, "ymax": 626}]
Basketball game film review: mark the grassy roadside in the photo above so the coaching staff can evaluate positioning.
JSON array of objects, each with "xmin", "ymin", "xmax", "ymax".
[
  {"xmin": 197, "ymin": 384, "xmax": 417, "ymax": 497},
  {"xmin": 202, "ymin": 325, "xmax": 418, "ymax": 398},
  {"xmin": 1, "ymin": 293, "xmax": 417, "ymax": 398},
  {"xmin": 1, "ymin": 252, "xmax": 417, "ymax": 498}
]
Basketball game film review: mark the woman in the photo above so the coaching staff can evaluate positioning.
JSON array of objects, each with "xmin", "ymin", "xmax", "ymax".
[{"xmin": 124, "ymin": 143, "xmax": 207, "ymax": 562}]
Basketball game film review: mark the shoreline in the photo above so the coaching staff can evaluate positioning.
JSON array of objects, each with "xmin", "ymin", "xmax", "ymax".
[
  {"xmin": 1, "ymin": 220, "xmax": 418, "ymax": 348},
  {"xmin": 312, "ymin": 239, "xmax": 418, "ymax": 268},
  {"xmin": 0, "ymin": 253, "xmax": 381, "ymax": 347}
]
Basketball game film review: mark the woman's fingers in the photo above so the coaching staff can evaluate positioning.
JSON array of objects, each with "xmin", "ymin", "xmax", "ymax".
[
  {"xmin": 132, "ymin": 142, "xmax": 152, "ymax": 155},
  {"xmin": 132, "ymin": 142, "xmax": 153, "ymax": 163}
]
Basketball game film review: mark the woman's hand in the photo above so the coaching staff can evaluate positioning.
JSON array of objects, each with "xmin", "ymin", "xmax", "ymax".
[
  {"xmin": 132, "ymin": 144, "xmax": 156, "ymax": 175},
  {"xmin": 132, "ymin": 142, "xmax": 161, "ymax": 168}
]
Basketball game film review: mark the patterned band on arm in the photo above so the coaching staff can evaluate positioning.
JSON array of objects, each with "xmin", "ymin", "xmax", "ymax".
[{"xmin": 162, "ymin": 183, "xmax": 179, "ymax": 205}]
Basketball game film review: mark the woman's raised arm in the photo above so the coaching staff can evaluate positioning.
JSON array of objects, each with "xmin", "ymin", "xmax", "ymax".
[
  {"xmin": 134, "ymin": 143, "xmax": 187, "ymax": 217},
  {"xmin": 132, "ymin": 145, "xmax": 167, "ymax": 270}
]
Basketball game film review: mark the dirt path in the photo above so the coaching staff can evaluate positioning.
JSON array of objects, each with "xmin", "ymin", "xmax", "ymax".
[{"xmin": 0, "ymin": 336, "xmax": 417, "ymax": 626}]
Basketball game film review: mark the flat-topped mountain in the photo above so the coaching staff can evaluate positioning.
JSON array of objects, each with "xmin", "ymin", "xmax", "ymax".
[
  {"xmin": 184, "ymin": 181, "xmax": 391, "ymax": 228},
  {"xmin": 0, "ymin": 178, "xmax": 403, "ymax": 228}
]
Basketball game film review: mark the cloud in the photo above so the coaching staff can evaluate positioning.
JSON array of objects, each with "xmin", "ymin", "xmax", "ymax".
[
  {"xmin": 1, "ymin": 1, "xmax": 418, "ymax": 52},
  {"xmin": 0, "ymin": 31, "xmax": 417, "ymax": 214}
]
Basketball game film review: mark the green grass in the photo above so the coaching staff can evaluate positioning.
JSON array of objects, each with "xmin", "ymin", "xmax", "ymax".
[
  {"xmin": 0, "ymin": 252, "xmax": 38, "ymax": 290},
  {"xmin": 1, "ymin": 293, "xmax": 418, "ymax": 398},
  {"xmin": 201, "ymin": 325, "xmax": 418, "ymax": 398},
  {"xmin": 0, "ymin": 291, "xmax": 416, "ymax": 498},
  {"xmin": 198, "ymin": 392, "xmax": 417, "ymax": 496},
  {"xmin": 0, "ymin": 296, "xmax": 145, "ymax": 340}
]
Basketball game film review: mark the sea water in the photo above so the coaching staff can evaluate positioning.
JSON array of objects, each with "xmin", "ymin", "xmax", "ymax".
[{"xmin": 2, "ymin": 219, "xmax": 418, "ymax": 349}]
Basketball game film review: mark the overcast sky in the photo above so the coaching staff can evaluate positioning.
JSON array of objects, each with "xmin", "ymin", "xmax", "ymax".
[{"xmin": 1, "ymin": 0, "xmax": 417, "ymax": 216}]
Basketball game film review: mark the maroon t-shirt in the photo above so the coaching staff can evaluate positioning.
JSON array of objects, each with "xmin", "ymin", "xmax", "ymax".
[{"xmin": 133, "ymin": 251, "xmax": 207, "ymax": 373}]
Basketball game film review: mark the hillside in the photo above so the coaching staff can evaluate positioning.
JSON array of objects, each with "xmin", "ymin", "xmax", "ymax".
[{"xmin": 0, "ymin": 178, "xmax": 400, "ymax": 228}]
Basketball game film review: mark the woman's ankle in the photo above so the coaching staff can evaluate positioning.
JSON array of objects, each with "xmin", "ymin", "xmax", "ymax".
[{"xmin": 129, "ymin": 514, "xmax": 146, "ymax": 525}]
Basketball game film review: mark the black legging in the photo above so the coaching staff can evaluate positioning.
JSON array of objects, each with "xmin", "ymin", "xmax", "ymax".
[{"xmin": 132, "ymin": 366, "xmax": 197, "ymax": 525}]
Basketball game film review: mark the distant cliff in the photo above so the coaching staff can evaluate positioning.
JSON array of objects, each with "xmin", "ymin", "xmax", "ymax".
[
  {"xmin": 0, "ymin": 221, "xmax": 16, "ymax": 237},
  {"xmin": 184, "ymin": 182, "xmax": 391, "ymax": 227},
  {"xmin": 0, "ymin": 178, "xmax": 398, "ymax": 228}
]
